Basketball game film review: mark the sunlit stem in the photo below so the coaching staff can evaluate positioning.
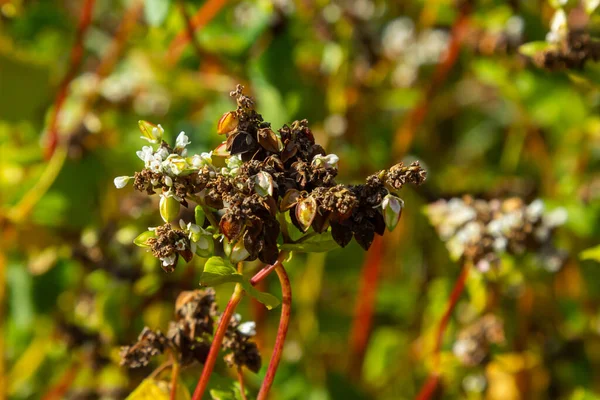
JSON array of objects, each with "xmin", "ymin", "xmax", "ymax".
[
  {"xmin": 191, "ymin": 251, "xmax": 290, "ymax": 400},
  {"xmin": 257, "ymin": 261, "xmax": 292, "ymax": 400},
  {"xmin": 169, "ymin": 360, "xmax": 180, "ymax": 400},
  {"xmin": 192, "ymin": 283, "xmax": 245, "ymax": 400}
]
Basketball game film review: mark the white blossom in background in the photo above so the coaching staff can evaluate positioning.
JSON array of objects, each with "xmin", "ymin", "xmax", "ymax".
[{"xmin": 238, "ymin": 321, "xmax": 257, "ymax": 336}]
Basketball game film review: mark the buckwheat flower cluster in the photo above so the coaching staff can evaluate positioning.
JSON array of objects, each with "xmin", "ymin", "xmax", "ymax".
[
  {"xmin": 536, "ymin": 30, "xmax": 600, "ymax": 70},
  {"xmin": 453, "ymin": 314, "xmax": 505, "ymax": 367},
  {"xmin": 425, "ymin": 196, "xmax": 567, "ymax": 272},
  {"xmin": 115, "ymin": 85, "xmax": 427, "ymax": 270},
  {"xmin": 120, "ymin": 289, "xmax": 261, "ymax": 370}
]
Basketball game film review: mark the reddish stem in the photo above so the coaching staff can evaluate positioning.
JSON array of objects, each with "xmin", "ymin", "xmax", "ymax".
[
  {"xmin": 44, "ymin": 0, "xmax": 96, "ymax": 160},
  {"xmin": 167, "ymin": 0, "xmax": 228, "ymax": 65},
  {"xmin": 347, "ymin": 234, "xmax": 384, "ymax": 376},
  {"xmin": 192, "ymin": 284, "xmax": 244, "ymax": 400},
  {"xmin": 392, "ymin": 4, "xmax": 471, "ymax": 158},
  {"xmin": 257, "ymin": 262, "xmax": 292, "ymax": 400},
  {"xmin": 170, "ymin": 360, "xmax": 180, "ymax": 400},
  {"xmin": 237, "ymin": 367, "xmax": 248, "ymax": 400},
  {"xmin": 41, "ymin": 359, "xmax": 82, "ymax": 400},
  {"xmin": 415, "ymin": 263, "xmax": 470, "ymax": 400},
  {"xmin": 191, "ymin": 251, "xmax": 289, "ymax": 400}
]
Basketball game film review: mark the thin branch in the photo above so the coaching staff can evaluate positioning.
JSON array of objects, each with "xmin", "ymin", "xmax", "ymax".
[
  {"xmin": 166, "ymin": 0, "xmax": 228, "ymax": 65},
  {"xmin": 170, "ymin": 360, "xmax": 180, "ymax": 400},
  {"xmin": 415, "ymin": 263, "xmax": 470, "ymax": 400},
  {"xmin": 256, "ymin": 261, "xmax": 292, "ymax": 400},
  {"xmin": 237, "ymin": 367, "xmax": 248, "ymax": 400},
  {"xmin": 44, "ymin": 0, "xmax": 96, "ymax": 160}
]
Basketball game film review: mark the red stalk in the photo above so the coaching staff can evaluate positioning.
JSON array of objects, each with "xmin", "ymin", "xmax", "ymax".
[
  {"xmin": 44, "ymin": 0, "xmax": 96, "ymax": 160},
  {"xmin": 166, "ymin": 0, "xmax": 228, "ymax": 65},
  {"xmin": 392, "ymin": 4, "xmax": 471, "ymax": 158},
  {"xmin": 256, "ymin": 262, "xmax": 292, "ymax": 400},
  {"xmin": 415, "ymin": 263, "xmax": 470, "ymax": 400},
  {"xmin": 347, "ymin": 234, "xmax": 384, "ymax": 376},
  {"xmin": 191, "ymin": 251, "xmax": 290, "ymax": 400}
]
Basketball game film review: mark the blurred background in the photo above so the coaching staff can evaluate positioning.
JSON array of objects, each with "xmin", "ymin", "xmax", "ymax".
[{"xmin": 1, "ymin": 0, "xmax": 600, "ymax": 399}]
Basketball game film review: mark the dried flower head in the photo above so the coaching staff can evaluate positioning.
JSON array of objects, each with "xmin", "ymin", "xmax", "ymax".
[
  {"xmin": 120, "ymin": 289, "xmax": 261, "ymax": 370},
  {"xmin": 426, "ymin": 196, "xmax": 567, "ymax": 272},
  {"xmin": 453, "ymin": 314, "xmax": 505, "ymax": 366},
  {"xmin": 115, "ymin": 85, "xmax": 427, "ymax": 270}
]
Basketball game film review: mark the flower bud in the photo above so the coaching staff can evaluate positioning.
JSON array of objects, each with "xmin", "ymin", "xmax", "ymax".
[
  {"xmin": 230, "ymin": 239, "xmax": 250, "ymax": 263},
  {"xmin": 254, "ymin": 171, "xmax": 274, "ymax": 197},
  {"xmin": 194, "ymin": 206, "xmax": 206, "ymax": 227},
  {"xmin": 113, "ymin": 176, "xmax": 131, "ymax": 189},
  {"xmin": 193, "ymin": 234, "xmax": 214, "ymax": 258},
  {"xmin": 312, "ymin": 153, "xmax": 339, "ymax": 169},
  {"xmin": 382, "ymin": 194, "xmax": 404, "ymax": 232},
  {"xmin": 159, "ymin": 194, "xmax": 180, "ymax": 223},
  {"xmin": 133, "ymin": 230, "xmax": 156, "ymax": 248},
  {"xmin": 217, "ymin": 111, "xmax": 238, "ymax": 135},
  {"xmin": 296, "ymin": 196, "xmax": 317, "ymax": 232},
  {"xmin": 138, "ymin": 120, "xmax": 163, "ymax": 143}
]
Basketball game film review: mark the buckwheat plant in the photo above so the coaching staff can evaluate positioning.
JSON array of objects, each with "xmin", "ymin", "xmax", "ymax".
[
  {"xmin": 115, "ymin": 85, "xmax": 427, "ymax": 399},
  {"xmin": 416, "ymin": 196, "xmax": 566, "ymax": 400},
  {"xmin": 519, "ymin": 1, "xmax": 600, "ymax": 70}
]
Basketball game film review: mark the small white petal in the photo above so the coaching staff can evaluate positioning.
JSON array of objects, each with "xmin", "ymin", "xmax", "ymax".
[{"xmin": 238, "ymin": 321, "xmax": 257, "ymax": 336}]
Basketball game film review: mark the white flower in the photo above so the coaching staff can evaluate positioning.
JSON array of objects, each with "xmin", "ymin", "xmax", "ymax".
[
  {"xmin": 136, "ymin": 146, "xmax": 154, "ymax": 163},
  {"xmin": 526, "ymin": 199, "xmax": 544, "ymax": 221},
  {"xmin": 161, "ymin": 253, "xmax": 176, "ymax": 267},
  {"xmin": 233, "ymin": 313, "xmax": 242, "ymax": 323},
  {"xmin": 547, "ymin": 9, "xmax": 567, "ymax": 43},
  {"xmin": 149, "ymin": 159, "xmax": 162, "ymax": 173},
  {"xmin": 163, "ymin": 154, "xmax": 187, "ymax": 176},
  {"xmin": 113, "ymin": 176, "xmax": 131, "ymax": 189},
  {"xmin": 155, "ymin": 146, "xmax": 170, "ymax": 161},
  {"xmin": 237, "ymin": 321, "xmax": 257, "ymax": 337},
  {"xmin": 543, "ymin": 208, "xmax": 568, "ymax": 228},
  {"xmin": 312, "ymin": 154, "xmax": 339, "ymax": 169},
  {"xmin": 175, "ymin": 131, "xmax": 191, "ymax": 149},
  {"xmin": 175, "ymin": 239, "xmax": 187, "ymax": 251},
  {"xmin": 191, "ymin": 152, "xmax": 213, "ymax": 168}
]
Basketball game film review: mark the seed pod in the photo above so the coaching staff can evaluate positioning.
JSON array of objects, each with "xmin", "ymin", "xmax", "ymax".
[
  {"xmin": 280, "ymin": 189, "xmax": 301, "ymax": 211},
  {"xmin": 295, "ymin": 196, "xmax": 317, "ymax": 232},
  {"xmin": 257, "ymin": 128, "xmax": 282, "ymax": 153},
  {"xmin": 159, "ymin": 195, "xmax": 180, "ymax": 223},
  {"xmin": 217, "ymin": 111, "xmax": 238, "ymax": 135},
  {"xmin": 382, "ymin": 194, "xmax": 404, "ymax": 232},
  {"xmin": 220, "ymin": 214, "xmax": 244, "ymax": 241}
]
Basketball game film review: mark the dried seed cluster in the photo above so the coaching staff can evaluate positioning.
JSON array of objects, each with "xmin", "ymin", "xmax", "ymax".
[
  {"xmin": 425, "ymin": 196, "xmax": 567, "ymax": 272},
  {"xmin": 453, "ymin": 314, "xmax": 505, "ymax": 367},
  {"xmin": 116, "ymin": 85, "xmax": 427, "ymax": 269},
  {"xmin": 120, "ymin": 289, "xmax": 260, "ymax": 371},
  {"xmin": 535, "ymin": 31, "xmax": 600, "ymax": 70}
]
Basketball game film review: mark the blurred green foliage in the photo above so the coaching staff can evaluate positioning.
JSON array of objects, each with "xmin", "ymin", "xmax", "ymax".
[{"xmin": 1, "ymin": 0, "xmax": 600, "ymax": 399}]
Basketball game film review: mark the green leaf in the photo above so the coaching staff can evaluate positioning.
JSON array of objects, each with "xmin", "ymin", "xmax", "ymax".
[
  {"xmin": 144, "ymin": 0, "xmax": 171, "ymax": 27},
  {"xmin": 518, "ymin": 41, "xmax": 553, "ymax": 57},
  {"xmin": 580, "ymin": 245, "xmax": 600, "ymax": 263},
  {"xmin": 570, "ymin": 388, "xmax": 600, "ymax": 400},
  {"xmin": 280, "ymin": 232, "xmax": 340, "ymax": 253},
  {"xmin": 200, "ymin": 257, "xmax": 240, "ymax": 287},
  {"xmin": 199, "ymin": 257, "xmax": 280, "ymax": 309}
]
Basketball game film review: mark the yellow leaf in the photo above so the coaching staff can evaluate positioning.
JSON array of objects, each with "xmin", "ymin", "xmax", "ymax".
[{"xmin": 126, "ymin": 378, "xmax": 190, "ymax": 400}]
